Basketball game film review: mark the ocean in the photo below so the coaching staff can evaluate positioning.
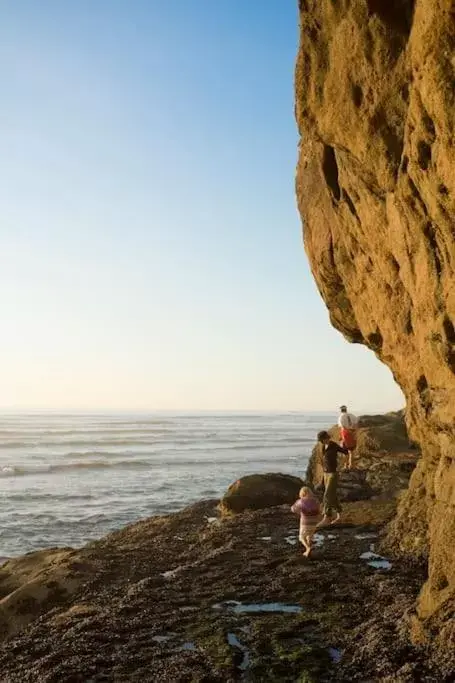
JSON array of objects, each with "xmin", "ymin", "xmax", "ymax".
[{"xmin": 0, "ymin": 412, "xmax": 336, "ymax": 558}]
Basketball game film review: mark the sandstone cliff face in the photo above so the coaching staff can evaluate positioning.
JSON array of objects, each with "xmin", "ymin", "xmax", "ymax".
[{"xmin": 295, "ymin": 0, "xmax": 455, "ymax": 634}]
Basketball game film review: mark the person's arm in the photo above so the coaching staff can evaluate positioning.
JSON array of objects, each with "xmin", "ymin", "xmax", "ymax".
[
  {"xmin": 291, "ymin": 500, "xmax": 301, "ymax": 514},
  {"xmin": 337, "ymin": 444, "xmax": 349, "ymax": 455}
]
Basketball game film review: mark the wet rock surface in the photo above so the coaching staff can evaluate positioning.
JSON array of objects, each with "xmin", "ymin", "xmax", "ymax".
[{"xmin": 0, "ymin": 495, "xmax": 451, "ymax": 682}]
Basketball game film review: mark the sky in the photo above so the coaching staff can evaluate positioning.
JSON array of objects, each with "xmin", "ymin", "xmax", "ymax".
[{"xmin": 0, "ymin": 1, "xmax": 403, "ymax": 412}]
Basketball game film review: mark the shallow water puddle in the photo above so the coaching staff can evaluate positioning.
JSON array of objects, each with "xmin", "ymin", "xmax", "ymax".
[
  {"xmin": 360, "ymin": 551, "xmax": 378, "ymax": 560},
  {"xmin": 285, "ymin": 536, "xmax": 297, "ymax": 545},
  {"xmin": 360, "ymin": 551, "xmax": 392, "ymax": 570},
  {"xmin": 152, "ymin": 633, "xmax": 177, "ymax": 644},
  {"xmin": 328, "ymin": 647, "xmax": 342, "ymax": 664},
  {"xmin": 233, "ymin": 603, "xmax": 302, "ymax": 614},
  {"xmin": 181, "ymin": 642, "xmax": 197, "ymax": 652},
  {"xmin": 355, "ymin": 532, "xmax": 378, "ymax": 540},
  {"xmin": 285, "ymin": 532, "xmax": 328, "ymax": 547},
  {"xmin": 213, "ymin": 600, "xmax": 241, "ymax": 608},
  {"xmin": 368, "ymin": 559, "xmax": 392, "ymax": 570},
  {"xmin": 213, "ymin": 601, "xmax": 302, "ymax": 614},
  {"xmin": 227, "ymin": 632, "xmax": 250, "ymax": 671},
  {"xmin": 259, "ymin": 536, "xmax": 272, "ymax": 541}
]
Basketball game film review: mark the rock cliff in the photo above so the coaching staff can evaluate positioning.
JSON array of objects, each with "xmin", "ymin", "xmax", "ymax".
[{"xmin": 295, "ymin": 0, "xmax": 455, "ymax": 643}]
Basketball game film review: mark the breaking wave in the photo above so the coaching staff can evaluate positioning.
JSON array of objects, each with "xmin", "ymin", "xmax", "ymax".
[{"xmin": 0, "ymin": 459, "xmax": 152, "ymax": 478}]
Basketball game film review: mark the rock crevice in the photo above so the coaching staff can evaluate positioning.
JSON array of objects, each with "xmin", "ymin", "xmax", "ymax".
[{"xmin": 295, "ymin": 0, "xmax": 455, "ymax": 641}]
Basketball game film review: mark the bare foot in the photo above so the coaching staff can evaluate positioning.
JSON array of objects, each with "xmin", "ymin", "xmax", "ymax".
[
  {"xmin": 330, "ymin": 514, "xmax": 341, "ymax": 525},
  {"xmin": 303, "ymin": 549, "xmax": 311, "ymax": 558}
]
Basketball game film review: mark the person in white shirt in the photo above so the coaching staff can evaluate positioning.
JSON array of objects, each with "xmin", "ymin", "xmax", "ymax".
[{"xmin": 337, "ymin": 405, "xmax": 358, "ymax": 470}]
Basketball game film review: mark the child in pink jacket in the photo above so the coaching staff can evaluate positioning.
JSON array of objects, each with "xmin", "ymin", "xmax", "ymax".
[{"xmin": 291, "ymin": 486, "xmax": 320, "ymax": 557}]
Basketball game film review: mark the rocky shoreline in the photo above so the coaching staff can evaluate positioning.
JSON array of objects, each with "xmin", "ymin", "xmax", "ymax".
[{"xmin": 0, "ymin": 413, "xmax": 453, "ymax": 681}]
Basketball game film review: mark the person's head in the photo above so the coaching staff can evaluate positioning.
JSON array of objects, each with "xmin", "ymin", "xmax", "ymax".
[
  {"xmin": 299, "ymin": 486, "xmax": 313, "ymax": 499},
  {"xmin": 340, "ymin": 405, "xmax": 347, "ymax": 413},
  {"xmin": 317, "ymin": 430, "xmax": 330, "ymax": 445}
]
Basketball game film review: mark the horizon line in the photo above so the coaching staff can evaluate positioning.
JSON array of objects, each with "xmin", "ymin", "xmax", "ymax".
[{"xmin": 0, "ymin": 406, "xmax": 404, "ymax": 415}]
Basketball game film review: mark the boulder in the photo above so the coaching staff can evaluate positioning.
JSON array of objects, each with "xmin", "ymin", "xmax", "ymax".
[
  {"xmin": 0, "ymin": 548, "xmax": 93, "ymax": 640},
  {"xmin": 219, "ymin": 473, "xmax": 304, "ymax": 514}
]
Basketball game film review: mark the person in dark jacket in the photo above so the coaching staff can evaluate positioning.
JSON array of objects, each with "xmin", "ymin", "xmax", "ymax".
[{"xmin": 316, "ymin": 430, "xmax": 348, "ymax": 526}]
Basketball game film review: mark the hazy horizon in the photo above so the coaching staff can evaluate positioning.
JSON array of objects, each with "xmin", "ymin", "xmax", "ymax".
[
  {"xmin": 0, "ymin": 404, "xmax": 403, "ymax": 415},
  {"xmin": 0, "ymin": 1, "xmax": 404, "ymax": 413}
]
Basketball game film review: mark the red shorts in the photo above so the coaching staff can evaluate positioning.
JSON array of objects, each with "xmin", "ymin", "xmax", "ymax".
[{"xmin": 341, "ymin": 428, "xmax": 356, "ymax": 449}]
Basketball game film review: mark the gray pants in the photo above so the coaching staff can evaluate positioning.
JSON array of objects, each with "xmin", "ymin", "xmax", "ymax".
[{"xmin": 323, "ymin": 472, "xmax": 342, "ymax": 517}]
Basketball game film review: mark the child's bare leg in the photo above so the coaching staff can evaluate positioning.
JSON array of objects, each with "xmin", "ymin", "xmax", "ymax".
[
  {"xmin": 302, "ymin": 535, "xmax": 311, "ymax": 557},
  {"xmin": 304, "ymin": 532, "xmax": 315, "ymax": 557}
]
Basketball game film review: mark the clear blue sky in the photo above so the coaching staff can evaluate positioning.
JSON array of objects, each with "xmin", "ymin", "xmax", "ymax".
[{"xmin": 0, "ymin": 1, "xmax": 403, "ymax": 412}]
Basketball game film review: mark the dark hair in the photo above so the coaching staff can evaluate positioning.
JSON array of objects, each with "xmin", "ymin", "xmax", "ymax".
[{"xmin": 317, "ymin": 430, "xmax": 330, "ymax": 442}]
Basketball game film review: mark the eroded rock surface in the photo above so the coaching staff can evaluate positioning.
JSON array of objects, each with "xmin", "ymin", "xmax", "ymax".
[
  {"xmin": 0, "ymin": 548, "xmax": 93, "ymax": 640},
  {"xmin": 0, "ymin": 498, "xmax": 432, "ymax": 682},
  {"xmin": 295, "ymin": 0, "xmax": 455, "ymax": 643}
]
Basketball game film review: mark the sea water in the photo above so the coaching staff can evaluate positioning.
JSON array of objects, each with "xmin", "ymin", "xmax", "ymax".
[{"xmin": 0, "ymin": 411, "xmax": 336, "ymax": 556}]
